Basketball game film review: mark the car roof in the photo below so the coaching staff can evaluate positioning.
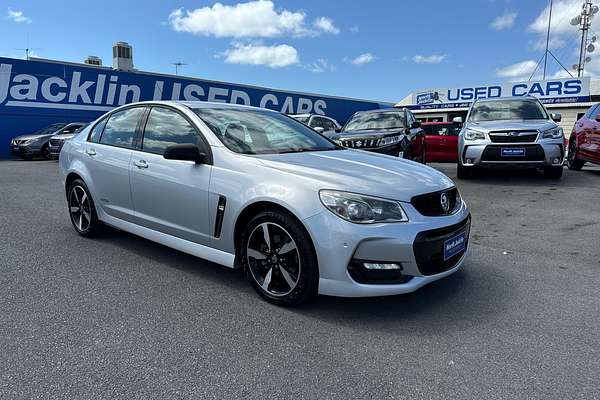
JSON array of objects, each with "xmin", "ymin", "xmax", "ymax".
[
  {"xmin": 146, "ymin": 100, "xmax": 280, "ymax": 113},
  {"xmin": 355, "ymin": 108, "xmax": 400, "ymax": 115}
]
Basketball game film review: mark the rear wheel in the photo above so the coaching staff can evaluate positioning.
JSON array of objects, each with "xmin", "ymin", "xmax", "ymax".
[
  {"xmin": 67, "ymin": 179, "xmax": 102, "ymax": 237},
  {"xmin": 240, "ymin": 210, "xmax": 319, "ymax": 306},
  {"xmin": 544, "ymin": 166, "xmax": 564, "ymax": 179},
  {"xmin": 567, "ymin": 138, "xmax": 585, "ymax": 171},
  {"xmin": 457, "ymin": 163, "xmax": 474, "ymax": 179}
]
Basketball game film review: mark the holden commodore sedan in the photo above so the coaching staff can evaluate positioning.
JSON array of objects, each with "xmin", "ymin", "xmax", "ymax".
[{"xmin": 59, "ymin": 101, "xmax": 470, "ymax": 306}]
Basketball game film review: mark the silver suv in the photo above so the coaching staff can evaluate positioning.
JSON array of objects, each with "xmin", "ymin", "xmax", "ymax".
[{"xmin": 456, "ymin": 97, "xmax": 565, "ymax": 179}]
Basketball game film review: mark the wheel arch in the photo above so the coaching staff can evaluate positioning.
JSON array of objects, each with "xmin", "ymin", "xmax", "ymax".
[
  {"xmin": 233, "ymin": 201, "xmax": 318, "ymax": 267},
  {"xmin": 65, "ymin": 172, "xmax": 84, "ymax": 197}
]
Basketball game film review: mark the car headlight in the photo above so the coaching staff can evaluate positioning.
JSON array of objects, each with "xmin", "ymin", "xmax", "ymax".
[
  {"xmin": 463, "ymin": 129, "xmax": 485, "ymax": 140},
  {"xmin": 542, "ymin": 126, "xmax": 563, "ymax": 139},
  {"xmin": 319, "ymin": 190, "xmax": 409, "ymax": 224},
  {"xmin": 379, "ymin": 135, "xmax": 402, "ymax": 146}
]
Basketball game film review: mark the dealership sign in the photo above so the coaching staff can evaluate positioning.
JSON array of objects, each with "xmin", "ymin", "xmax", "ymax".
[
  {"xmin": 0, "ymin": 57, "xmax": 390, "ymax": 158},
  {"xmin": 410, "ymin": 78, "xmax": 591, "ymax": 110}
]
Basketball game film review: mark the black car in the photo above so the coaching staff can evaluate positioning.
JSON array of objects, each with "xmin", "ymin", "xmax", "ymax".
[
  {"xmin": 331, "ymin": 108, "xmax": 426, "ymax": 163},
  {"xmin": 10, "ymin": 123, "xmax": 69, "ymax": 160},
  {"xmin": 48, "ymin": 123, "xmax": 89, "ymax": 158}
]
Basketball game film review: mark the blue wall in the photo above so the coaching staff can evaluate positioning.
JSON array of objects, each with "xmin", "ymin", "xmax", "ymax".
[{"xmin": 0, "ymin": 57, "xmax": 391, "ymax": 158}]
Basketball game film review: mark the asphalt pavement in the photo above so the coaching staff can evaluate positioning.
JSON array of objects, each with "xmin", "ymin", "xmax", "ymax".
[{"xmin": 1, "ymin": 159, "xmax": 599, "ymax": 400}]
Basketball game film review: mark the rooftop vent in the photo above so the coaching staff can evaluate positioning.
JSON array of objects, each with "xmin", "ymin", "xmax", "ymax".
[
  {"xmin": 112, "ymin": 41, "xmax": 133, "ymax": 71},
  {"xmin": 84, "ymin": 56, "xmax": 102, "ymax": 66}
]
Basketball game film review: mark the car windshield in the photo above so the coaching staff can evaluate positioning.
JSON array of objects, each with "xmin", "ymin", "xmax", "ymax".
[
  {"xmin": 423, "ymin": 124, "xmax": 461, "ymax": 136},
  {"xmin": 344, "ymin": 111, "xmax": 405, "ymax": 131},
  {"xmin": 193, "ymin": 108, "xmax": 338, "ymax": 155},
  {"xmin": 36, "ymin": 124, "xmax": 67, "ymax": 135},
  {"xmin": 469, "ymin": 100, "xmax": 548, "ymax": 122}
]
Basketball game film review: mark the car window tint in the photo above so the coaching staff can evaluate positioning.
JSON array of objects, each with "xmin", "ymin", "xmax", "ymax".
[
  {"xmin": 88, "ymin": 118, "xmax": 108, "ymax": 143},
  {"xmin": 142, "ymin": 107, "xmax": 199, "ymax": 155},
  {"xmin": 100, "ymin": 107, "xmax": 144, "ymax": 149},
  {"xmin": 323, "ymin": 119, "xmax": 335, "ymax": 130},
  {"xmin": 309, "ymin": 117, "xmax": 324, "ymax": 129},
  {"xmin": 60, "ymin": 125, "xmax": 82, "ymax": 134}
]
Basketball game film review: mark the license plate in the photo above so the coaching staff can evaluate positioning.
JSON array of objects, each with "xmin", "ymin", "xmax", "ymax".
[
  {"xmin": 443, "ymin": 231, "xmax": 467, "ymax": 261},
  {"xmin": 501, "ymin": 147, "xmax": 525, "ymax": 157}
]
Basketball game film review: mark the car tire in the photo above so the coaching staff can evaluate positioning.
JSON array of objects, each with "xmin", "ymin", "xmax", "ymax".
[
  {"xmin": 457, "ymin": 163, "xmax": 474, "ymax": 179},
  {"xmin": 543, "ymin": 166, "xmax": 564, "ymax": 179},
  {"xmin": 240, "ymin": 210, "xmax": 319, "ymax": 306},
  {"xmin": 67, "ymin": 179, "xmax": 103, "ymax": 237},
  {"xmin": 567, "ymin": 138, "xmax": 585, "ymax": 171},
  {"xmin": 42, "ymin": 144, "xmax": 52, "ymax": 160}
]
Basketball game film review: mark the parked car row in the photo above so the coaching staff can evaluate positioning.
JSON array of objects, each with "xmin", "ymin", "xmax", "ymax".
[{"xmin": 10, "ymin": 122, "xmax": 88, "ymax": 160}]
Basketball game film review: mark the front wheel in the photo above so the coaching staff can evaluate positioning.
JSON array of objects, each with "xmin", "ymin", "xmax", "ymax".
[
  {"xmin": 544, "ymin": 166, "xmax": 564, "ymax": 179},
  {"xmin": 67, "ymin": 179, "xmax": 103, "ymax": 237},
  {"xmin": 567, "ymin": 138, "xmax": 585, "ymax": 171},
  {"xmin": 457, "ymin": 163, "xmax": 474, "ymax": 179},
  {"xmin": 42, "ymin": 144, "xmax": 52, "ymax": 160},
  {"xmin": 240, "ymin": 210, "xmax": 319, "ymax": 306}
]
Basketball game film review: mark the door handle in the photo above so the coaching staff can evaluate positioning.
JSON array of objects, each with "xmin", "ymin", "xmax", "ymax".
[
  {"xmin": 86, "ymin": 148, "xmax": 96, "ymax": 156},
  {"xmin": 134, "ymin": 160, "xmax": 148, "ymax": 169}
]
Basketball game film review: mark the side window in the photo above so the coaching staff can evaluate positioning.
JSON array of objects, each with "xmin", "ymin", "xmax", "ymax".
[
  {"xmin": 59, "ymin": 125, "xmax": 80, "ymax": 134},
  {"xmin": 88, "ymin": 118, "xmax": 108, "ymax": 143},
  {"xmin": 309, "ymin": 117, "xmax": 324, "ymax": 129},
  {"xmin": 142, "ymin": 107, "xmax": 199, "ymax": 155},
  {"xmin": 406, "ymin": 111, "xmax": 416, "ymax": 127},
  {"xmin": 323, "ymin": 119, "xmax": 335, "ymax": 131},
  {"xmin": 100, "ymin": 107, "xmax": 145, "ymax": 149}
]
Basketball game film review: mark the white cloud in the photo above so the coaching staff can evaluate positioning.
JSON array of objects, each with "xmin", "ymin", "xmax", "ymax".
[
  {"xmin": 412, "ymin": 54, "xmax": 446, "ymax": 64},
  {"xmin": 168, "ymin": 1, "xmax": 337, "ymax": 38},
  {"xmin": 313, "ymin": 17, "xmax": 339, "ymax": 34},
  {"xmin": 7, "ymin": 8, "xmax": 31, "ymax": 24},
  {"xmin": 307, "ymin": 58, "xmax": 335, "ymax": 73},
  {"xmin": 346, "ymin": 53, "xmax": 376, "ymax": 66},
  {"xmin": 529, "ymin": 0, "xmax": 581, "ymax": 35},
  {"xmin": 531, "ymin": 36, "xmax": 567, "ymax": 51},
  {"xmin": 491, "ymin": 11, "xmax": 517, "ymax": 30},
  {"xmin": 221, "ymin": 43, "xmax": 299, "ymax": 68},
  {"xmin": 496, "ymin": 60, "xmax": 538, "ymax": 79}
]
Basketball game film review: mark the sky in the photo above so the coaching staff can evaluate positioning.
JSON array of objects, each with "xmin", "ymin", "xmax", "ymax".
[{"xmin": 1, "ymin": 0, "xmax": 598, "ymax": 103}]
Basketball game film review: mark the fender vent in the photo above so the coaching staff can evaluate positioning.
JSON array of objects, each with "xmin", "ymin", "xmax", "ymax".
[{"xmin": 214, "ymin": 196, "xmax": 227, "ymax": 238}]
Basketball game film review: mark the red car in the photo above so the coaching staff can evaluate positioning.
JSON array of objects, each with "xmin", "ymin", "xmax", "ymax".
[
  {"xmin": 422, "ymin": 122, "xmax": 461, "ymax": 163},
  {"xmin": 568, "ymin": 104, "xmax": 600, "ymax": 170}
]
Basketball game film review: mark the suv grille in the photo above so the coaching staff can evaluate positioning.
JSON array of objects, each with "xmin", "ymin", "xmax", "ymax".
[
  {"xmin": 489, "ymin": 131, "xmax": 538, "ymax": 143},
  {"xmin": 411, "ymin": 187, "xmax": 460, "ymax": 217},
  {"xmin": 341, "ymin": 138, "xmax": 380, "ymax": 149},
  {"xmin": 413, "ymin": 216, "xmax": 471, "ymax": 276},
  {"xmin": 481, "ymin": 144, "xmax": 545, "ymax": 162}
]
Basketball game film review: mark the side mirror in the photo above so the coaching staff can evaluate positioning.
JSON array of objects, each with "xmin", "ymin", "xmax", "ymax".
[
  {"xmin": 551, "ymin": 113, "xmax": 562, "ymax": 122},
  {"xmin": 411, "ymin": 121, "xmax": 422, "ymax": 129},
  {"xmin": 335, "ymin": 127, "xmax": 342, "ymax": 133},
  {"xmin": 313, "ymin": 126, "xmax": 325, "ymax": 133},
  {"xmin": 163, "ymin": 144, "xmax": 206, "ymax": 163},
  {"xmin": 452, "ymin": 116, "xmax": 463, "ymax": 123}
]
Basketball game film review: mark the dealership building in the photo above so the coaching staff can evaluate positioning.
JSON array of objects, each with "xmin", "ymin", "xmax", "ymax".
[
  {"xmin": 396, "ymin": 78, "xmax": 600, "ymax": 134},
  {"xmin": 0, "ymin": 42, "xmax": 392, "ymax": 159}
]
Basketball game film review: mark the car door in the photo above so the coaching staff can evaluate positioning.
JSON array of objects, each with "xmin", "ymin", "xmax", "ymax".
[
  {"xmin": 406, "ymin": 110, "xmax": 425, "ymax": 160},
  {"xmin": 423, "ymin": 125, "xmax": 441, "ymax": 162},
  {"xmin": 585, "ymin": 105, "xmax": 600, "ymax": 163},
  {"xmin": 439, "ymin": 124, "xmax": 460, "ymax": 162},
  {"xmin": 129, "ymin": 105, "xmax": 213, "ymax": 246},
  {"xmin": 577, "ymin": 105, "xmax": 599, "ymax": 160},
  {"xmin": 84, "ymin": 106, "xmax": 145, "ymax": 222}
]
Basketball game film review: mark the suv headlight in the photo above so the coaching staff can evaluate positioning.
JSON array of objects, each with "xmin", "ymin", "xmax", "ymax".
[
  {"xmin": 379, "ymin": 135, "xmax": 402, "ymax": 146},
  {"xmin": 319, "ymin": 190, "xmax": 409, "ymax": 224},
  {"xmin": 463, "ymin": 129, "xmax": 485, "ymax": 140},
  {"xmin": 542, "ymin": 126, "xmax": 563, "ymax": 139}
]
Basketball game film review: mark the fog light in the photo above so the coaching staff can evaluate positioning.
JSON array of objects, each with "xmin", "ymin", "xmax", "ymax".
[
  {"xmin": 466, "ymin": 158, "xmax": 473, "ymax": 164},
  {"xmin": 363, "ymin": 263, "xmax": 402, "ymax": 270},
  {"xmin": 553, "ymin": 158, "xmax": 560, "ymax": 164}
]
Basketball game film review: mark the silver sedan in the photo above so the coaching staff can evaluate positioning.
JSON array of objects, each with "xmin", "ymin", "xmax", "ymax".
[{"xmin": 59, "ymin": 101, "xmax": 471, "ymax": 306}]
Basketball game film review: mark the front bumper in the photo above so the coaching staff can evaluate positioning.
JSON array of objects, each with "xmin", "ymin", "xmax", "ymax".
[
  {"xmin": 460, "ymin": 139, "xmax": 564, "ymax": 168},
  {"xmin": 303, "ymin": 200, "xmax": 471, "ymax": 297},
  {"xmin": 10, "ymin": 144, "xmax": 42, "ymax": 157}
]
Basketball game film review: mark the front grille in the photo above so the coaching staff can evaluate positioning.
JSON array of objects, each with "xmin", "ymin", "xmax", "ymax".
[
  {"xmin": 341, "ymin": 138, "xmax": 381, "ymax": 149},
  {"xmin": 413, "ymin": 216, "xmax": 471, "ymax": 276},
  {"xmin": 49, "ymin": 138, "xmax": 63, "ymax": 146},
  {"xmin": 489, "ymin": 131, "xmax": 538, "ymax": 143},
  {"xmin": 411, "ymin": 187, "xmax": 460, "ymax": 217},
  {"xmin": 481, "ymin": 144, "xmax": 545, "ymax": 162}
]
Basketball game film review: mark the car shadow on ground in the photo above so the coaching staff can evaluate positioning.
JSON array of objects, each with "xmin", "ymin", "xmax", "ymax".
[{"xmin": 91, "ymin": 226, "xmax": 504, "ymax": 334}]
